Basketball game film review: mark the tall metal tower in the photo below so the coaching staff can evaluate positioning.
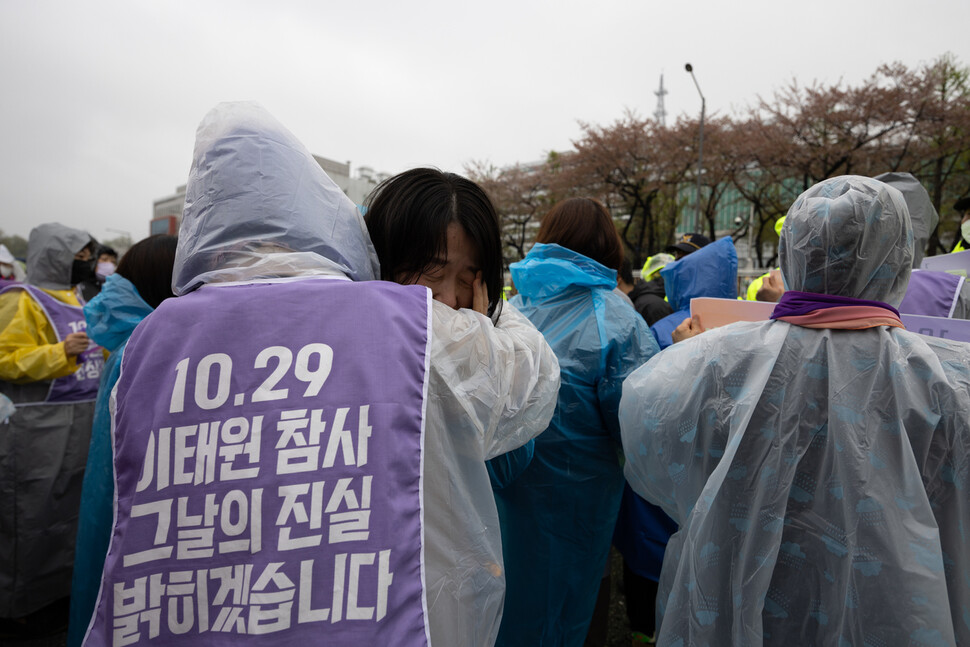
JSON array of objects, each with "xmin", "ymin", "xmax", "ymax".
[{"xmin": 654, "ymin": 73, "xmax": 668, "ymax": 127}]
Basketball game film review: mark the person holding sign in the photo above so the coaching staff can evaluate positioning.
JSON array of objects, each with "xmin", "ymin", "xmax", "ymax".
[
  {"xmin": 83, "ymin": 103, "xmax": 558, "ymax": 647},
  {"xmin": 619, "ymin": 176, "xmax": 970, "ymax": 646},
  {"xmin": 364, "ymin": 168, "xmax": 561, "ymax": 646},
  {"xmin": 0, "ymin": 222, "xmax": 104, "ymax": 634}
]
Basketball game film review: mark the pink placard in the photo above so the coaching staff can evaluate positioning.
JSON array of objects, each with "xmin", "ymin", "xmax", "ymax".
[{"xmin": 689, "ymin": 297, "xmax": 775, "ymax": 329}]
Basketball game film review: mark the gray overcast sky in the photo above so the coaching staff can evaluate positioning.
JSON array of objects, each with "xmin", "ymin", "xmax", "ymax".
[{"xmin": 1, "ymin": 0, "xmax": 968, "ymax": 244}]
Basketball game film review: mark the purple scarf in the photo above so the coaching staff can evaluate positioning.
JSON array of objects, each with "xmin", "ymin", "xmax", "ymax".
[{"xmin": 770, "ymin": 291, "xmax": 901, "ymax": 320}]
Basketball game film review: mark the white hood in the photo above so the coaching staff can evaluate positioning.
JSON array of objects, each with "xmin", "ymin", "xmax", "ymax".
[{"xmin": 172, "ymin": 102, "xmax": 380, "ymax": 294}]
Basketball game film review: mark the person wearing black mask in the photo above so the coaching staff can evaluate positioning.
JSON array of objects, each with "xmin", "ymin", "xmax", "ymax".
[
  {"xmin": 0, "ymin": 223, "xmax": 105, "ymax": 638},
  {"xmin": 71, "ymin": 242, "xmax": 101, "ymax": 302}
]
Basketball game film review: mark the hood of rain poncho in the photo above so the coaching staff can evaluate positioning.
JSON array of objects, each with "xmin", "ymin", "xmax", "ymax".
[
  {"xmin": 0, "ymin": 244, "xmax": 15, "ymax": 266},
  {"xmin": 172, "ymin": 102, "xmax": 380, "ymax": 294},
  {"xmin": 84, "ymin": 273, "xmax": 154, "ymax": 353},
  {"xmin": 510, "ymin": 242, "xmax": 616, "ymax": 298},
  {"xmin": 780, "ymin": 175, "xmax": 913, "ymax": 307},
  {"xmin": 874, "ymin": 172, "xmax": 937, "ymax": 268},
  {"xmin": 660, "ymin": 237, "xmax": 738, "ymax": 311},
  {"xmin": 26, "ymin": 222, "xmax": 95, "ymax": 291},
  {"xmin": 642, "ymin": 253, "xmax": 674, "ymax": 281}
]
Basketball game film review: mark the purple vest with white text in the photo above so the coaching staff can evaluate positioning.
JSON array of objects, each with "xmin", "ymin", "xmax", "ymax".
[
  {"xmin": 84, "ymin": 278, "xmax": 432, "ymax": 647},
  {"xmin": 0, "ymin": 284, "xmax": 102, "ymax": 404}
]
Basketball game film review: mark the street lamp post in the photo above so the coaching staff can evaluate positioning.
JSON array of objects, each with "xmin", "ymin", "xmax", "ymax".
[{"xmin": 685, "ymin": 63, "xmax": 705, "ymax": 233}]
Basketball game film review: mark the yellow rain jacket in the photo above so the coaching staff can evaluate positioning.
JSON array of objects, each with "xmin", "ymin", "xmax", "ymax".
[
  {"xmin": 0, "ymin": 287, "xmax": 83, "ymax": 383},
  {"xmin": 0, "ymin": 222, "xmax": 99, "ymax": 618},
  {"xmin": 744, "ymin": 271, "xmax": 771, "ymax": 301},
  {"xmin": 746, "ymin": 217, "xmax": 785, "ymax": 301}
]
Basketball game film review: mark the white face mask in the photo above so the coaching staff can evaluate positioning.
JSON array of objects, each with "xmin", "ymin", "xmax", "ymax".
[
  {"xmin": 0, "ymin": 264, "xmax": 12, "ymax": 277},
  {"xmin": 96, "ymin": 261, "xmax": 116, "ymax": 278},
  {"xmin": 961, "ymin": 220, "xmax": 970, "ymax": 244}
]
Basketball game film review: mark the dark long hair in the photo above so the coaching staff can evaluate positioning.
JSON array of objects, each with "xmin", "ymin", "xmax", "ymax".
[
  {"xmin": 116, "ymin": 235, "xmax": 179, "ymax": 309},
  {"xmin": 536, "ymin": 197, "xmax": 623, "ymax": 271},
  {"xmin": 364, "ymin": 168, "xmax": 503, "ymax": 316}
]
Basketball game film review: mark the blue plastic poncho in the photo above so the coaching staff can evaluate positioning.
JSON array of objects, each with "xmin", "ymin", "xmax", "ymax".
[
  {"xmin": 620, "ymin": 176, "xmax": 970, "ymax": 646},
  {"xmin": 493, "ymin": 243, "xmax": 659, "ymax": 646},
  {"xmin": 650, "ymin": 237, "xmax": 738, "ymax": 349},
  {"xmin": 68, "ymin": 273, "xmax": 154, "ymax": 647}
]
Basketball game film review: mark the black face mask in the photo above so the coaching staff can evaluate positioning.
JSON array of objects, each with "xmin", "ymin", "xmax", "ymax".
[{"xmin": 70, "ymin": 259, "xmax": 96, "ymax": 285}]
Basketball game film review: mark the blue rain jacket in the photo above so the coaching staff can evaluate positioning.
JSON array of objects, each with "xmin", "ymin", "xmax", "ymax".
[
  {"xmin": 68, "ymin": 273, "xmax": 154, "ymax": 647},
  {"xmin": 493, "ymin": 243, "xmax": 659, "ymax": 646},
  {"xmin": 651, "ymin": 237, "xmax": 738, "ymax": 349},
  {"xmin": 620, "ymin": 237, "xmax": 736, "ymax": 580},
  {"xmin": 621, "ymin": 176, "xmax": 970, "ymax": 646},
  {"xmin": 612, "ymin": 481, "xmax": 678, "ymax": 583},
  {"xmin": 614, "ymin": 246, "xmax": 740, "ymax": 590}
]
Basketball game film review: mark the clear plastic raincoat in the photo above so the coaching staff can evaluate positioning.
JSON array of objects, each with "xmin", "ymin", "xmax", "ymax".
[
  {"xmin": 0, "ymin": 222, "xmax": 98, "ymax": 617},
  {"xmin": 492, "ymin": 243, "xmax": 658, "ymax": 646},
  {"xmin": 89, "ymin": 102, "xmax": 559, "ymax": 647},
  {"xmin": 68, "ymin": 273, "xmax": 154, "ymax": 646},
  {"xmin": 620, "ymin": 176, "xmax": 970, "ymax": 646}
]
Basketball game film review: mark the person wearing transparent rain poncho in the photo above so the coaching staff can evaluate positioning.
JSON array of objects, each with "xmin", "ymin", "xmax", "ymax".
[
  {"xmin": 619, "ymin": 176, "xmax": 970, "ymax": 646},
  {"xmin": 82, "ymin": 102, "xmax": 559, "ymax": 647},
  {"xmin": 883, "ymin": 171, "xmax": 970, "ymax": 320}
]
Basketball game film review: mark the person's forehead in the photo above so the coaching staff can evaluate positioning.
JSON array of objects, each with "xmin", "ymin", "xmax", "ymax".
[
  {"xmin": 435, "ymin": 256, "xmax": 478, "ymax": 273},
  {"xmin": 446, "ymin": 224, "xmax": 480, "ymax": 270}
]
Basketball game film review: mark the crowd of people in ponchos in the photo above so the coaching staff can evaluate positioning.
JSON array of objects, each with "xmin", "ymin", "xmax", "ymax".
[{"xmin": 0, "ymin": 102, "xmax": 968, "ymax": 647}]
